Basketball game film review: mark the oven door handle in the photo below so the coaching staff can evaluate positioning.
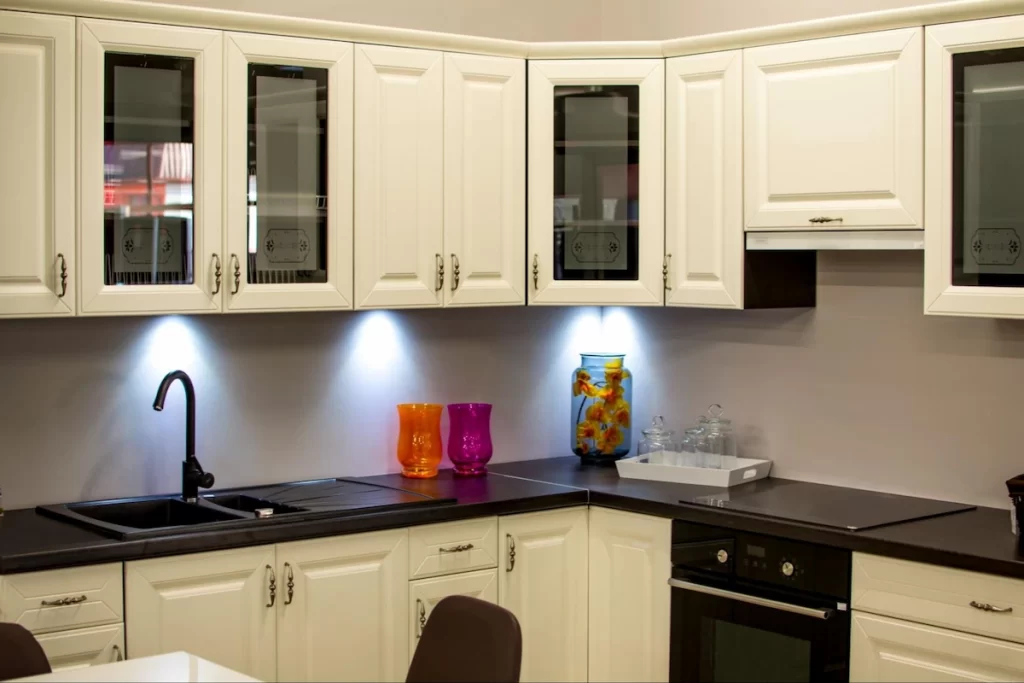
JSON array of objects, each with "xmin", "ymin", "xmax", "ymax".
[{"xmin": 668, "ymin": 578, "xmax": 834, "ymax": 621}]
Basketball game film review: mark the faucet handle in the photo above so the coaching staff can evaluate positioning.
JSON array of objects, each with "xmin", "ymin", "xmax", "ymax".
[{"xmin": 199, "ymin": 471, "xmax": 215, "ymax": 489}]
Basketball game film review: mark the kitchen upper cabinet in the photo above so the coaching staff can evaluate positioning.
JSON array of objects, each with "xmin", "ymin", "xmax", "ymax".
[
  {"xmin": 0, "ymin": 11, "xmax": 75, "ymax": 317},
  {"xmin": 744, "ymin": 28, "xmax": 923, "ymax": 231},
  {"xmin": 354, "ymin": 44, "xmax": 443, "ymax": 309},
  {"xmin": 924, "ymin": 16, "xmax": 1024, "ymax": 318},
  {"xmin": 851, "ymin": 612, "xmax": 1024, "ymax": 682},
  {"xmin": 224, "ymin": 33, "xmax": 353, "ymax": 312},
  {"xmin": 124, "ymin": 545, "xmax": 276, "ymax": 681},
  {"xmin": 665, "ymin": 50, "xmax": 743, "ymax": 309},
  {"xmin": 528, "ymin": 59, "xmax": 664, "ymax": 306},
  {"xmin": 408, "ymin": 569, "xmax": 498, "ymax": 660},
  {"xmin": 443, "ymin": 53, "xmax": 525, "ymax": 307},
  {"xmin": 588, "ymin": 508, "xmax": 670, "ymax": 683},
  {"xmin": 277, "ymin": 529, "xmax": 409, "ymax": 683},
  {"xmin": 499, "ymin": 507, "xmax": 588, "ymax": 683},
  {"xmin": 78, "ymin": 19, "xmax": 223, "ymax": 315},
  {"xmin": 36, "ymin": 624, "xmax": 125, "ymax": 671}
]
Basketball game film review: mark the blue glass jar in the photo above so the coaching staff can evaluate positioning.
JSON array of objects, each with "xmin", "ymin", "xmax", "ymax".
[{"xmin": 571, "ymin": 353, "xmax": 633, "ymax": 463}]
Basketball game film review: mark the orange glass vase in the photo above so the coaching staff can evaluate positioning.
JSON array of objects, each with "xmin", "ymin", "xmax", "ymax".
[{"xmin": 397, "ymin": 403, "xmax": 444, "ymax": 478}]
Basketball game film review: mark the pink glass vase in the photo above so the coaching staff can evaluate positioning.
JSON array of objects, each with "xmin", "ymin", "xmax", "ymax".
[{"xmin": 447, "ymin": 403, "xmax": 493, "ymax": 476}]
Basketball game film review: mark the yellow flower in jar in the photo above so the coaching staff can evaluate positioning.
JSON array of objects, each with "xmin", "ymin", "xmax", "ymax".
[
  {"xmin": 572, "ymin": 369, "xmax": 597, "ymax": 397},
  {"xmin": 575, "ymin": 440, "xmax": 590, "ymax": 455},
  {"xmin": 585, "ymin": 403, "xmax": 606, "ymax": 424},
  {"xmin": 598, "ymin": 384, "xmax": 624, "ymax": 406},
  {"xmin": 576, "ymin": 421, "xmax": 598, "ymax": 441},
  {"xmin": 612, "ymin": 406, "xmax": 631, "ymax": 428},
  {"xmin": 600, "ymin": 425, "xmax": 624, "ymax": 453}
]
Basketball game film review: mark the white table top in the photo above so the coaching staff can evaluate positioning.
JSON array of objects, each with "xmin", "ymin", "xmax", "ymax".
[{"xmin": 14, "ymin": 652, "xmax": 260, "ymax": 682}]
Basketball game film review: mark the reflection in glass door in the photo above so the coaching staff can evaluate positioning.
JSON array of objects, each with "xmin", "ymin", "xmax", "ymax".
[
  {"xmin": 553, "ymin": 85, "xmax": 639, "ymax": 281},
  {"xmin": 104, "ymin": 52, "xmax": 195, "ymax": 286},
  {"xmin": 247, "ymin": 64, "xmax": 328, "ymax": 285},
  {"xmin": 953, "ymin": 47, "xmax": 1024, "ymax": 287}
]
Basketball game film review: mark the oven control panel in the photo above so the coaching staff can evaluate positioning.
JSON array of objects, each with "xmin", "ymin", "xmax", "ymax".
[{"xmin": 671, "ymin": 520, "xmax": 850, "ymax": 599}]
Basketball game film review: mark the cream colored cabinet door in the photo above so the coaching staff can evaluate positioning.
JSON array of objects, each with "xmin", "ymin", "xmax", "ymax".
[
  {"xmin": 443, "ymin": 53, "xmax": 525, "ymax": 307},
  {"xmin": 277, "ymin": 529, "xmax": 409, "ymax": 683},
  {"xmin": 666, "ymin": 50, "xmax": 743, "ymax": 309},
  {"xmin": 851, "ymin": 612, "xmax": 1024, "ymax": 682},
  {"xmin": 588, "ymin": 508, "xmax": 670, "ymax": 683},
  {"xmin": 78, "ymin": 19, "xmax": 223, "ymax": 315},
  {"xmin": 744, "ymin": 28, "xmax": 923, "ymax": 230},
  {"xmin": 124, "ymin": 546, "xmax": 277, "ymax": 682},
  {"xmin": 408, "ymin": 569, "xmax": 497, "ymax": 661},
  {"xmin": 527, "ymin": 59, "xmax": 664, "ymax": 306},
  {"xmin": 224, "ymin": 33, "xmax": 353, "ymax": 312},
  {"xmin": 0, "ymin": 11, "xmax": 75, "ymax": 317},
  {"xmin": 354, "ymin": 44, "xmax": 443, "ymax": 309},
  {"xmin": 924, "ymin": 16, "xmax": 1024, "ymax": 319},
  {"xmin": 36, "ymin": 624, "xmax": 125, "ymax": 671},
  {"xmin": 499, "ymin": 507, "xmax": 588, "ymax": 683}
]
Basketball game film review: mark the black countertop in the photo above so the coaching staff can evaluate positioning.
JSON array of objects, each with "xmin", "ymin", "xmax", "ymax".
[
  {"xmin": 0, "ymin": 470, "xmax": 586, "ymax": 574},
  {"xmin": 490, "ymin": 457, "xmax": 1024, "ymax": 580}
]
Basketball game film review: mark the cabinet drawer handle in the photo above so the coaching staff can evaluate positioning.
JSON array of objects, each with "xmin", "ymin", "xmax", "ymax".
[
  {"xmin": 506, "ymin": 534, "xmax": 516, "ymax": 572},
  {"xmin": 284, "ymin": 562, "xmax": 295, "ymax": 605},
  {"xmin": 416, "ymin": 598, "xmax": 426, "ymax": 639},
  {"xmin": 971, "ymin": 600, "xmax": 1013, "ymax": 613},
  {"xmin": 112, "ymin": 644, "xmax": 123, "ymax": 662},
  {"xmin": 211, "ymin": 253, "xmax": 223, "ymax": 295},
  {"xmin": 266, "ymin": 564, "xmax": 276, "ymax": 608},
  {"xmin": 809, "ymin": 216, "xmax": 843, "ymax": 224},
  {"xmin": 41, "ymin": 595, "xmax": 86, "ymax": 607},
  {"xmin": 56, "ymin": 253, "xmax": 68, "ymax": 298},
  {"xmin": 439, "ymin": 543, "xmax": 474, "ymax": 554}
]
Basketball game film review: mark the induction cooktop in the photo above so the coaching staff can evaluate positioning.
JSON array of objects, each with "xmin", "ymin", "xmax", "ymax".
[{"xmin": 682, "ymin": 479, "xmax": 976, "ymax": 531}]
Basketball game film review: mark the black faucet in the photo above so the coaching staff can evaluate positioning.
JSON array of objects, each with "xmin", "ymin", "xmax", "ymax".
[{"xmin": 153, "ymin": 370, "xmax": 214, "ymax": 503}]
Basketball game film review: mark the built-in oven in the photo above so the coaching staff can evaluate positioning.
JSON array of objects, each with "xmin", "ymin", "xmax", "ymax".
[{"xmin": 669, "ymin": 520, "xmax": 851, "ymax": 682}]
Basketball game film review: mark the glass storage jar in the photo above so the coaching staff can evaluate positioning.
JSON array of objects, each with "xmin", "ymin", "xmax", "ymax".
[
  {"xmin": 700, "ymin": 404, "xmax": 736, "ymax": 470},
  {"xmin": 572, "ymin": 353, "xmax": 633, "ymax": 463},
  {"xmin": 638, "ymin": 416, "xmax": 678, "ymax": 465}
]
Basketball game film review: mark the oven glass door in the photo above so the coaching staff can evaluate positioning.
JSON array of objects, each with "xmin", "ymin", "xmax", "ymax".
[{"xmin": 670, "ymin": 578, "xmax": 849, "ymax": 683}]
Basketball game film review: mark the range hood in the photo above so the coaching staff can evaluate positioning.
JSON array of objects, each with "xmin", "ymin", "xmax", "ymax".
[{"xmin": 745, "ymin": 230, "xmax": 924, "ymax": 251}]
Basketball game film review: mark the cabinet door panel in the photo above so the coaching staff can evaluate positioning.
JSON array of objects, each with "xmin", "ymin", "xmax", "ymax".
[
  {"xmin": 0, "ymin": 11, "xmax": 74, "ymax": 317},
  {"xmin": 125, "ymin": 546, "xmax": 276, "ymax": 681},
  {"xmin": 498, "ymin": 508, "xmax": 588, "ymax": 683},
  {"xmin": 277, "ymin": 529, "xmax": 408, "ymax": 682},
  {"xmin": 224, "ymin": 33, "xmax": 353, "ymax": 312},
  {"xmin": 745, "ymin": 28, "xmax": 922, "ymax": 230},
  {"xmin": 851, "ymin": 612, "xmax": 1024, "ymax": 682},
  {"xmin": 588, "ymin": 508, "xmax": 670, "ymax": 683},
  {"xmin": 444, "ymin": 53, "xmax": 525, "ymax": 307},
  {"xmin": 36, "ymin": 624, "xmax": 124, "ymax": 672},
  {"xmin": 408, "ymin": 569, "xmax": 497, "ymax": 661},
  {"xmin": 78, "ymin": 19, "xmax": 222, "ymax": 314},
  {"xmin": 527, "ymin": 59, "xmax": 664, "ymax": 306},
  {"xmin": 354, "ymin": 45, "xmax": 442, "ymax": 309},
  {"xmin": 666, "ymin": 50, "xmax": 743, "ymax": 309}
]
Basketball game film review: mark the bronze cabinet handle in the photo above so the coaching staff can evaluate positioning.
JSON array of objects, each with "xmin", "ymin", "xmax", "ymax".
[
  {"xmin": 451, "ymin": 254, "xmax": 460, "ymax": 291},
  {"xmin": 112, "ymin": 644, "xmax": 123, "ymax": 662},
  {"xmin": 285, "ymin": 562, "xmax": 294, "ymax": 605},
  {"xmin": 41, "ymin": 595, "xmax": 87, "ymax": 607},
  {"xmin": 416, "ymin": 598, "xmax": 426, "ymax": 638},
  {"xmin": 439, "ymin": 543, "xmax": 474, "ymax": 554},
  {"xmin": 506, "ymin": 534, "xmax": 516, "ymax": 572},
  {"xmin": 971, "ymin": 600, "xmax": 1013, "ymax": 613},
  {"xmin": 435, "ymin": 254, "xmax": 444, "ymax": 292},
  {"xmin": 532, "ymin": 255, "xmax": 539, "ymax": 290},
  {"xmin": 809, "ymin": 216, "xmax": 843, "ymax": 224},
  {"xmin": 230, "ymin": 254, "xmax": 241, "ymax": 295},
  {"xmin": 266, "ymin": 564, "xmax": 276, "ymax": 608},
  {"xmin": 211, "ymin": 253, "xmax": 222, "ymax": 295},
  {"xmin": 56, "ymin": 253, "xmax": 68, "ymax": 298},
  {"xmin": 663, "ymin": 253, "xmax": 672, "ymax": 291}
]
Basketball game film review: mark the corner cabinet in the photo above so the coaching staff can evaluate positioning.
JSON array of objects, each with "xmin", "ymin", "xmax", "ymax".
[
  {"xmin": 78, "ymin": 19, "xmax": 223, "ymax": 315},
  {"xmin": 223, "ymin": 33, "xmax": 354, "ymax": 312},
  {"xmin": 499, "ymin": 507, "xmax": 588, "ymax": 683},
  {"xmin": 744, "ymin": 28, "xmax": 923, "ymax": 231},
  {"xmin": 924, "ymin": 15, "xmax": 1024, "ymax": 318},
  {"xmin": 0, "ymin": 11, "xmax": 75, "ymax": 317},
  {"xmin": 527, "ymin": 59, "xmax": 664, "ymax": 306}
]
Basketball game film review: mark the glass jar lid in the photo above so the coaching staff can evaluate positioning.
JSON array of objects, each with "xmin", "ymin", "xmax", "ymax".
[
  {"xmin": 641, "ymin": 415, "xmax": 675, "ymax": 439},
  {"xmin": 700, "ymin": 404, "xmax": 732, "ymax": 428}
]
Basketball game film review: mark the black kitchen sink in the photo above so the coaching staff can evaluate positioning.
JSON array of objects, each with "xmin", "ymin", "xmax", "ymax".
[
  {"xmin": 37, "ymin": 496, "xmax": 254, "ymax": 540},
  {"xmin": 202, "ymin": 494, "xmax": 306, "ymax": 516}
]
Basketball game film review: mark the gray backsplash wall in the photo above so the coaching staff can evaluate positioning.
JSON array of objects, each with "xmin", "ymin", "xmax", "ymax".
[{"xmin": 2, "ymin": 251, "xmax": 1022, "ymax": 509}]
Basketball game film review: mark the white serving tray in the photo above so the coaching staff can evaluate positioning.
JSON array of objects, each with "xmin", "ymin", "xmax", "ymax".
[{"xmin": 615, "ymin": 456, "xmax": 772, "ymax": 487}]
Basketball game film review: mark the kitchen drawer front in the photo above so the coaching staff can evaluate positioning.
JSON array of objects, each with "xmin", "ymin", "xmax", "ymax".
[
  {"xmin": 37, "ymin": 623, "xmax": 125, "ymax": 671},
  {"xmin": 409, "ymin": 569, "xmax": 498, "ymax": 660},
  {"xmin": 852, "ymin": 552, "xmax": 1024, "ymax": 644},
  {"xmin": 0, "ymin": 564, "xmax": 123, "ymax": 634},
  {"xmin": 409, "ymin": 517, "xmax": 498, "ymax": 579}
]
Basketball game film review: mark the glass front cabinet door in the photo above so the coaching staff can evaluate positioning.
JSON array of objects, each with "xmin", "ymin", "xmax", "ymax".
[
  {"xmin": 925, "ymin": 15, "xmax": 1024, "ymax": 318},
  {"xmin": 527, "ymin": 59, "xmax": 664, "ymax": 305},
  {"xmin": 78, "ymin": 19, "xmax": 222, "ymax": 315},
  {"xmin": 224, "ymin": 33, "xmax": 353, "ymax": 312}
]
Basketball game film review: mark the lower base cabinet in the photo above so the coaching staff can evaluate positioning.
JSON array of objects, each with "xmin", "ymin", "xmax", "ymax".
[
  {"xmin": 408, "ymin": 568, "xmax": 498, "ymax": 659},
  {"xmin": 499, "ymin": 507, "xmax": 588, "ymax": 683},
  {"xmin": 588, "ymin": 507, "xmax": 671, "ymax": 683},
  {"xmin": 851, "ymin": 611, "xmax": 1024, "ymax": 682},
  {"xmin": 36, "ymin": 623, "xmax": 125, "ymax": 671}
]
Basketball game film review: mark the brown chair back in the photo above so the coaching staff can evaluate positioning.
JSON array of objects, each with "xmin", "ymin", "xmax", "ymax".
[
  {"xmin": 407, "ymin": 595, "xmax": 522, "ymax": 683},
  {"xmin": 0, "ymin": 623, "xmax": 51, "ymax": 681}
]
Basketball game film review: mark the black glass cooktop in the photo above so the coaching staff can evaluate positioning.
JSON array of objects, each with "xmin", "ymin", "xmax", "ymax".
[{"xmin": 683, "ymin": 479, "xmax": 976, "ymax": 531}]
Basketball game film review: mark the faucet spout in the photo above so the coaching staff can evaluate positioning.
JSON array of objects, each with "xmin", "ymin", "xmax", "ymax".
[{"xmin": 153, "ymin": 370, "xmax": 213, "ymax": 502}]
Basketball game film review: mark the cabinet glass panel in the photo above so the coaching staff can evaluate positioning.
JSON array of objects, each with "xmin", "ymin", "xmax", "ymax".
[
  {"xmin": 104, "ymin": 53, "xmax": 194, "ymax": 286},
  {"xmin": 953, "ymin": 48, "xmax": 1024, "ymax": 287},
  {"xmin": 553, "ymin": 85, "xmax": 639, "ymax": 281},
  {"xmin": 247, "ymin": 64, "xmax": 328, "ymax": 284}
]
